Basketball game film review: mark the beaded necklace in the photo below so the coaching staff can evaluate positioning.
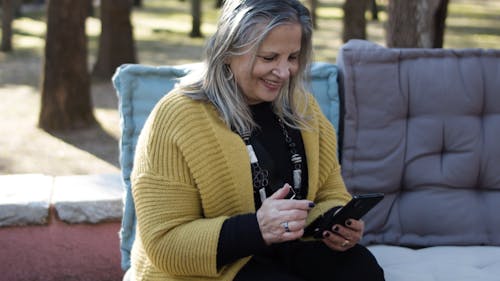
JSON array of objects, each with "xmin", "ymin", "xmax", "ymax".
[{"xmin": 240, "ymin": 117, "xmax": 303, "ymax": 205}]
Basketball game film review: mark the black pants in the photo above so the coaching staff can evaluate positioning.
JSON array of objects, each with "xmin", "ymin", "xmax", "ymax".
[{"xmin": 233, "ymin": 241, "xmax": 385, "ymax": 281}]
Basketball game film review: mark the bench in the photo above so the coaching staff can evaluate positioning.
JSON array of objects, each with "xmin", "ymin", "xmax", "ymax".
[{"xmin": 112, "ymin": 39, "xmax": 500, "ymax": 280}]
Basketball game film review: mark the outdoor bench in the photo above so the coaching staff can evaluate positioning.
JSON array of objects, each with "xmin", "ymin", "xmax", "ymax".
[{"xmin": 112, "ymin": 39, "xmax": 500, "ymax": 281}]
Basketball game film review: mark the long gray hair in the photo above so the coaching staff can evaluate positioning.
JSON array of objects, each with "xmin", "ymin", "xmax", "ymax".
[{"xmin": 179, "ymin": 0, "xmax": 313, "ymax": 135}]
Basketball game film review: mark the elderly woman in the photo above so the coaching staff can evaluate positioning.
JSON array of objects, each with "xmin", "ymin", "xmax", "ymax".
[{"xmin": 128, "ymin": 0, "xmax": 385, "ymax": 280}]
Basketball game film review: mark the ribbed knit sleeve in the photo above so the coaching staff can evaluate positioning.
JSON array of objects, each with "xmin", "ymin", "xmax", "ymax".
[
  {"xmin": 303, "ymin": 96, "xmax": 352, "ymax": 225},
  {"xmin": 131, "ymin": 92, "xmax": 253, "ymax": 280},
  {"xmin": 129, "ymin": 92, "xmax": 351, "ymax": 281}
]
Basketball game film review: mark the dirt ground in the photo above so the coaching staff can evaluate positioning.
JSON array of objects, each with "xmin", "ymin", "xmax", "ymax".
[
  {"xmin": 1, "ymin": 0, "xmax": 499, "ymax": 176},
  {"xmin": 0, "ymin": 75, "xmax": 122, "ymax": 176},
  {"xmin": 0, "ymin": 2, "xmax": 213, "ymax": 176},
  {"xmin": 0, "ymin": 2, "xmax": 208, "ymax": 176}
]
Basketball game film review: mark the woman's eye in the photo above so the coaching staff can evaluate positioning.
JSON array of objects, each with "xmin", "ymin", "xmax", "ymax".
[{"xmin": 262, "ymin": 56, "xmax": 275, "ymax": 61}]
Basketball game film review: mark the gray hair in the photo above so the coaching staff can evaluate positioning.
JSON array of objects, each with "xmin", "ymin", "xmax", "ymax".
[{"xmin": 179, "ymin": 0, "xmax": 313, "ymax": 135}]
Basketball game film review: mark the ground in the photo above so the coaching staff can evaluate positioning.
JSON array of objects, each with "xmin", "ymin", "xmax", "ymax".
[
  {"xmin": 1, "ymin": 0, "xmax": 499, "ymax": 176},
  {"xmin": 0, "ymin": 79, "xmax": 122, "ymax": 175}
]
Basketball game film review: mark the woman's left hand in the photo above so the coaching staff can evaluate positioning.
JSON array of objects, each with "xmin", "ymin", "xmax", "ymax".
[{"xmin": 321, "ymin": 219, "xmax": 364, "ymax": 251}]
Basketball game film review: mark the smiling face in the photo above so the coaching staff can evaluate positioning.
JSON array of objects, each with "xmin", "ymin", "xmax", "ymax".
[{"xmin": 228, "ymin": 23, "xmax": 302, "ymax": 105}]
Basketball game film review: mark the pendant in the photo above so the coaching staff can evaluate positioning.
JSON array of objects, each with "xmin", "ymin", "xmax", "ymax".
[
  {"xmin": 246, "ymin": 145, "xmax": 258, "ymax": 164},
  {"xmin": 259, "ymin": 188, "xmax": 267, "ymax": 203},
  {"xmin": 293, "ymin": 169, "xmax": 302, "ymax": 191}
]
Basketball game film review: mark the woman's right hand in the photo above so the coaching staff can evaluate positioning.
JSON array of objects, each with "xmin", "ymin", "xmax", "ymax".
[{"xmin": 256, "ymin": 184, "xmax": 314, "ymax": 245}]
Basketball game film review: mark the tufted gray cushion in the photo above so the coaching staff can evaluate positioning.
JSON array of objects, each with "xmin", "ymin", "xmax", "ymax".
[{"xmin": 337, "ymin": 40, "xmax": 500, "ymax": 247}]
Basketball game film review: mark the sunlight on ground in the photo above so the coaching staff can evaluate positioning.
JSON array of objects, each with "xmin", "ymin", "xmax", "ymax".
[
  {"xmin": 11, "ymin": 17, "xmax": 45, "ymax": 49},
  {"xmin": 86, "ymin": 17, "xmax": 101, "ymax": 37},
  {"xmin": 0, "ymin": 84, "xmax": 120, "ymax": 175},
  {"xmin": 1, "ymin": 0, "xmax": 498, "ymax": 64},
  {"xmin": 12, "ymin": 16, "xmax": 45, "ymax": 36},
  {"xmin": 317, "ymin": 6, "xmax": 343, "ymax": 19},
  {"xmin": 1, "ymin": 0, "xmax": 499, "ymax": 175},
  {"xmin": 12, "ymin": 35, "xmax": 44, "ymax": 50},
  {"xmin": 133, "ymin": 16, "xmax": 193, "ymax": 36},
  {"xmin": 94, "ymin": 108, "xmax": 120, "ymax": 140}
]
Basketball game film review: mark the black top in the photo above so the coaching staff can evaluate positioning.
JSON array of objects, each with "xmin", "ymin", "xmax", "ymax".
[
  {"xmin": 249, "ymin": 102, "xmax": 309, "ymax": 205},
  {"xmin": 217, "ymin": 102, "xmax": 309, "ymax": 268}
]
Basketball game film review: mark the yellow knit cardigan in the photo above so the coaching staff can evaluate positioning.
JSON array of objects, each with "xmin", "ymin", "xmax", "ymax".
[{"xmin": 130, "ymin": 91, "xmax": 351, "ymax": 281}]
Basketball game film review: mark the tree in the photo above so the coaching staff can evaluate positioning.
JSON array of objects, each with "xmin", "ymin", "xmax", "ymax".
[
  {"xmin": 39, "ymin": 0, "xmax": 96, "ymax": 131},
  {"xmin": 370, "ymin": 0, "xmax": 379, "ymax": 21},
  {"xmin": 133, "ymin": 0, "xmax": 142, "ymax": 7},
  {"xmin": 92, "ymin": 0, "xmax": 137, "ymax": 80},
  {"xmin": 387, "ymin": 0, "xmax": 449, "ymax": 48},
  {"xmin": 215, "ymin": 0, "xmax": 224, "ymax": 8},
  {"xmin": 432, "ymin": 0, "xmax": 449, "ymax": 48},
  {"xmin": 190, "ymin": 0, "xmax": 202, "ymax": 37},
  {"xmin": 87, "ymin": 0, "xmax": 94, "ymax": 17},
  {"xmin": 342, "ymin": 0, "xmax": 370, "ymax": 43},
  {"xmin": 1, "ymin": 0, "xmax": 14, "ymax": 52},
  {"xmin": 308, "ymin": 0, "xmax": 318, "ymax": 29}
]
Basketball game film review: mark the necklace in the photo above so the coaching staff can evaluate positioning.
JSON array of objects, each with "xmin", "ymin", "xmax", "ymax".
[{"xmin": 240, "ymin": 117, "xmax": 303, "ymax": 205}]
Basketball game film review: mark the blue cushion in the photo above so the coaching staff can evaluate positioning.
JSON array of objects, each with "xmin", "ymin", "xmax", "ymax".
[
  {"xmin": 309, "ymin": 62, "xmax": 341, "ymax": 136},
  {"xmin": 112, "ymin": 62, "xmax": 340, "ymax": 270}
]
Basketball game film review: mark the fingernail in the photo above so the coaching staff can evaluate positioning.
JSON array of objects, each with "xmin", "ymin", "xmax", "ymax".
[
  {"xmin": 346, "ymin": 219, "xmax": 352, "ymax": 226},
  {"xmin": 308, "ymin": 202, "xmax": 315, "ymax": 208},
  {"xmin": 333, "ymin": 226, "xmax": 339, "ymax": 232},
  {"xmin": 323, "ymin": 232, "xmax": 330, "ymax": 238}
]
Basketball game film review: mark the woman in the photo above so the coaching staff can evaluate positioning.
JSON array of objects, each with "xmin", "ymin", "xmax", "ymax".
[{"xmin": 129, "ymin": 0, "xmax": 385, "ymax": 280}]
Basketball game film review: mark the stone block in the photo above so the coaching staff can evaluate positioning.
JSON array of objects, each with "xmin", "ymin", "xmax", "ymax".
[
  {"xmin": 52, "ymin": 174, "xmax": 123, "ymax": 224},
  {"xmin": 0, "ymin": 174, "xmax": 53, "ymax": 226}
]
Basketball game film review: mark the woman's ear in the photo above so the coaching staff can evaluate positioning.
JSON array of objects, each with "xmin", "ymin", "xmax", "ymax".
[{"xmin": 223, "ymin": 53, "xmax": 234, "ymax": 65}]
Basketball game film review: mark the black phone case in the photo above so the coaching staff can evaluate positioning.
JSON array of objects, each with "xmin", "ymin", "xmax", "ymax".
[{"xmin": 305, "ymin": 193, "xmax": 384, "ymax": 239}]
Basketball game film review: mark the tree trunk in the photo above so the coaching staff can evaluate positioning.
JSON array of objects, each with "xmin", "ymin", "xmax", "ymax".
[
  {"xmin": 92, "ymin": 0, "xmax": 136, "ymax": 80},
  {"xmin": 189, "ymin": 0, "xmax": 202, "ymax": 37},
  {"xmin": 370, "ymin": 0, "xmax": 379, "ymax": 21},
  {"xmin": 308, "ymin": 0, "xmax": 318, "ymax": 29},
  {"xmin": 342, "ymin": 0, "xmax": 370, "ymax": 43},
  {"xmin": 39, "ymin": 0, "xmax": 96, "ymax": 131},
  {"xmin": 13, "ymin": 0, "xmax": 21, "ymax": 18},
  {"xmin": 387, "ymin": 0, "xmax": 418, "ymax": 47},
  {"xmin": 133, "ymin": 0, "xmax": 142, "ymax": 7},
  {"xmin": 387, "ymin": 0, "xmax": 448, "ymax": 48},
  {"xmin": 433, "ymin": 0, "xmax": 449, "ymax": 48},
  {"xmin": 215, "ymin": 0, "xmax": 224, "ymax": 8},
  {"xmin": 1, "ymin": 0, "xmax": 14, "ymax": 52},
  {"xmin": 88, "ymin": 0, "xmax": 94, "ymax": 17}
]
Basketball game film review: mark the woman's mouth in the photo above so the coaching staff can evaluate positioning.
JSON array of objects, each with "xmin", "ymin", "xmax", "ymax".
[{"xmin": 262, "ymin": 78, "xmax": 282, "ymax": 90}]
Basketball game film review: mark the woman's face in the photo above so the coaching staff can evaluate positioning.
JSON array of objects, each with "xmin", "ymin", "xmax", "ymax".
[{"xmin": 228, "ymin": 23, "xmax": 302, "ymax": 105}]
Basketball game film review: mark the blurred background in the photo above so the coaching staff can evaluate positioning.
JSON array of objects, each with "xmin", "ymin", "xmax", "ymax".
[{"xmin": 1, "ymin": 0, "xmax": 499, "ymax": 176}]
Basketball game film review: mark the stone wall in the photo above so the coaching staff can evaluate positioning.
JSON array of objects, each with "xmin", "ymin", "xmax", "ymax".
[{"xmin": 0, "ymin": 174, "xmax": 124, "ymax": 281}]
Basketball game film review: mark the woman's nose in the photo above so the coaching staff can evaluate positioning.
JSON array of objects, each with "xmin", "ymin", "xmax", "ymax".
[{"xmin": 272, "ymin": 62, "xmax": 291, "ymax": 79}]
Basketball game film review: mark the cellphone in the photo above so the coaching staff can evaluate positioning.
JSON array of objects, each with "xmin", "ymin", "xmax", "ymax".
[{"xmin": 304, "ymin": 193, "xmax": 384, "ymax": 239}]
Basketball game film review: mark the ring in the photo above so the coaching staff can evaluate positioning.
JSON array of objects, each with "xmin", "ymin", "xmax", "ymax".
[
  {"xmin": 341, "ymin": 240, "xmax": 350, "ymax": 247},
  {"xmin": 282, "ymin": 221, "xmax": 291, "ymax": 233}
]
